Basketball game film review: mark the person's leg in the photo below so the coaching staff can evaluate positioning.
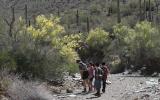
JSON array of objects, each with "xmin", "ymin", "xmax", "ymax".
[
  {"xmin": 82, "ymin": 80, "xmax": 87, "ymax": 92},
  {"xmin": 89, "ymin": 78, "xmax": 93, "ymax": 91},
  {"xmin": 97, "ymin": 88, "xmax": 100, "ymax": 96},
  {"xmin": 95, "ymin": 80, "xmax": 101, "ymax": 97},
  {"xmin": 102, "ymin": 79, "xmax": 106, "ymax": 93}
]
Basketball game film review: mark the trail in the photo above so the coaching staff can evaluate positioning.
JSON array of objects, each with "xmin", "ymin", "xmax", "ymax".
[{"xmin": 54, "ymin": 74, "xmax": 160, "ymax": 100}]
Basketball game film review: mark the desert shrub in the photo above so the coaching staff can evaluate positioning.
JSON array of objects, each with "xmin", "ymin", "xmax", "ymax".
[
  {"xmin": 0, "ymin": 15, "xmax": 81, "ymax": 79},
  {"xmin": 81, "ymin": 28, "xmax": 110, "ymax": 62},
  {"xmin": 110, "ymin": 21, "xmax": 160, "ymax": 74},
  {"xmin": 90, "ymin": 4, "xmax": 101, "ymax": 15},
  {"xmin": 122, "ymin": 15, "xmax": 138, "ymax": 28},
  {"xmin": 0, "ymin": 52, "xmax": 16, "ymax": 71},
  {"xmin": 109, "ymin": 56, "xmax": 125, "ymax": 74}
]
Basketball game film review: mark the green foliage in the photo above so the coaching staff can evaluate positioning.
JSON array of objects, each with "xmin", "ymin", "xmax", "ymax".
[
  {"xmin": 26, "ymin": 15, "xmax": 81, "ymax": 76},
  {"xmin": 80, "ymin": 28, "xmax": 110, "ymax": 62},
  {"xmin": 90, "ymin": 4, "xmax": 101, "ymax": 15},
  {"xmin": 0, "ymin": 15, "xmax": 81, "ymax": 79},
  {"xmin": 86, "ymin": 28, "xmax": 109, "ymax": 47},
  {"xmin": 0, "ymin": 52, "xmax": 16, "ymax": 70},
  {"xmin": 0, "ymin": 18, "xmax": 5, "ymax": 34},
  {"xmin": 111, "ymin": 21, "xmax": 160, "ymax": 73},
  {"xmin": 27, "ymin": 15, "xmax": 64, "ymax": 40},
  {"xmin": 103, "ymin": 21, "xmax": 160, "ymax": 74}
]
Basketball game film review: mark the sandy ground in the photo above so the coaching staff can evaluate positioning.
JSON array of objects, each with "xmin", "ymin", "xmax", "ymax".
[{"xmin": 54, "ymin": 74, "xmax": 160, "ymax": 100}]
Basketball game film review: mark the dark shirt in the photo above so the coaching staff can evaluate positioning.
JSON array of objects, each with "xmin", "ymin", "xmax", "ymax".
[{"xmin": 102, "ymin": 65, "xmax": 109, "ymax": 80}]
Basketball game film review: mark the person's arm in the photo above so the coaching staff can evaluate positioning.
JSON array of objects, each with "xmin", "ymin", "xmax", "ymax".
[{"xmin": 79, "ymin": 70, "xmax": 83, "ymax": 79}]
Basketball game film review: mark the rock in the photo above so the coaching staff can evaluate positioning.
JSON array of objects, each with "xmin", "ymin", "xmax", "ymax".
[
  {"xmin": 140, "ymin": 82, "xmax": 143, "ymax": 84},
  {"xmin": 140, "ymin": 94, "xmax": 150, "ymax": 99},
  {"xmin": 151, "ymin": 72, "xmax": 159, "ymax": 77},
  {"xmin": 68, "ymin": 94, "xmax": 76, "ymax": 97},
  {"xmin": 72, "ymin": 73, "xmax": 81, "ymax": 81},
  {"xmin": 50, "ymin": 86, "xmax": 61, "ymax": 94},
  {"xmin": 66, "ymin": 88, "xmax": 73, "ymax": 93},
  {"xmin": 133, "ymin": 97, "xmax": 138, "ymax": 100},
  {"xmin": 0, "ymin": 95, "xmax": 8, "ymax": 100},
  {"xmin": 146, "ymin": 79, "xmax": 158, "ymax": 86}
]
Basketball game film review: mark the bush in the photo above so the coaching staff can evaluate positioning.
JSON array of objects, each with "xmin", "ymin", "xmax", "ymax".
[
  {"xmin": 0, "ymin": 52, "xmax": 16, "ymax": 71},
  {"xmin": 90, "ymin": 4, "xmax": 101, "ymax": 15},
  {"xmin": 80, "ymin": 28, "xmax": 110, "ymax": 62},
  {"xmin": 0, "ymin": 15, "xmax": 81, "ymax": 79}
]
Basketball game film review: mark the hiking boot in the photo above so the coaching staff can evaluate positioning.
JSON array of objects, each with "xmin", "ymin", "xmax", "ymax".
[
  {"xmin": 102, "ymin": 89, "xmax": 105, "ymax": 93},
  {"xmin": 89, "ymin": 87, "xmax": 92, "ymax": 92},
  {"xmin": 82, "ymin": 88, "xmax": 87, "ymax": 92},
  {"xmin": 94, "ymin": 93, "xmax": 101, "ymax": 97}
]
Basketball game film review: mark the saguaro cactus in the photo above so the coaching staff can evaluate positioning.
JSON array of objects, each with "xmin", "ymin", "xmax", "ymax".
[
  {"xmin": 57, "ymin": 7, "xmax": 60, "ymax": 16},
  {"xmin": 144, "ymin": 0, "xmax": 146, "ymax": 20},
  {"xmin": 4, "ymin": 7, "xmax": 15, "ymax": 37},
  {"xmin": 76, "ymin": 10, "xmax": 79, "ymax": 26},
  {"xmin": 139, "ymin": 0, "xmax": 143, "ymax": 21},
  {"xmin": 25, "ymin": 4, "xmax": 28, "ymax": 26},
  {"xmin": 87, "ymin": 17, "xmax": 90, "ymax": 33},
  {"xmin": 117, "ymin": 0, "xmax": 121, "ymax": 23},
  {"xmin": 29, "ymin": 20, "xmax": 31, "ymax": 26},
  {"xmin": 148, "ymin": 0, "xmax": 152, "ymax": 21}
]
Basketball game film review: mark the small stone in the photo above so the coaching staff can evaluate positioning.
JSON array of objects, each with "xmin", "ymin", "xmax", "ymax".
[
  {"xmin": 66, "ymin": 88, "xmax": 73, "ymax": 93},
  {"xmin": 134, "ymin": 97, "xmax": 138, "ymax": 100},
  {"xmin": 68, "ymin": 94, "xmax": 76, "ymax": 97}
]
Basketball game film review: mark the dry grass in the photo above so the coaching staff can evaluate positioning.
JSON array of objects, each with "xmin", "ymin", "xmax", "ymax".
[{"xmin": 0, "ymin": 69, "xmax": 55, "ymax": 100}]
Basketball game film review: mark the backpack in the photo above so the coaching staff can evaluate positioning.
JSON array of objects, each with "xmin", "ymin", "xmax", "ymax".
[
  {"xmin": 79, "ymin": 62, "xmax": 87, "ymax": 71},
  {"xmin": 95, "ymin": 67, "xmax": 103, "ymax": 80}
]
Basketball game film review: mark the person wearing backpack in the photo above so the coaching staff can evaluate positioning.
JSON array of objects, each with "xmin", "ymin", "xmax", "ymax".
[
  {"xmin": 94, "ymin": 63, "xmax": 103, "ymax": 97},
  {"xmin": 76, "ymin": 60, "xmax": 89, "ymax": 92},
  {"xmin": 101, "ymin": 62, "xmax": 110, "ymax": 93},
  {"xmin": 88, "ymin": 62, "xmax": 94, "ymax": 92}
]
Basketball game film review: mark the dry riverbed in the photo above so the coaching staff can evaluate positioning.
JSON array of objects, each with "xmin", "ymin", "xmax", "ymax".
[
  {"xmin": 1, "ymin": 74, "xmax": 160, "ymax": 100},
  {"xmin": 53, "ymin": 74, "xmax": 160, "ymax": 100}
]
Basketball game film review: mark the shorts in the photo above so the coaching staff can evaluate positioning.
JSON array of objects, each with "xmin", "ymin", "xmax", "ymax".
[
  {"xmin": 94, "ymin": 79, "xmax": 102, "ymax": 89},
  {"xmin": 90, "ymin": 77, "xmax": 94, "ymax": 82},
  {"xmin": 82, "ymin": 71, "xmax": 89, "ymax": 80}
]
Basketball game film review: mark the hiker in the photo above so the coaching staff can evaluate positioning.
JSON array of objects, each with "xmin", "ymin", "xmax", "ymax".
[
  {"xmin": 94, "ymin": 63, "xmax": 103, "ymax": 97},
  {"xmin": 88, "ymin": 62, "xmax": 94, "ymax": 92},
  {"xmin": 101, "ymin": 62, "xmax": 110, "ymax": 93},
  {"xmin": 76, "ymin": 60, "xmax": 89, "ymax": 92}
]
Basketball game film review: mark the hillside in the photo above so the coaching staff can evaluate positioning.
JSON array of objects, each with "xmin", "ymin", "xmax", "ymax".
[{"xmin": 1, "ymin": 0, "xmax": 160, "ymax": 34}]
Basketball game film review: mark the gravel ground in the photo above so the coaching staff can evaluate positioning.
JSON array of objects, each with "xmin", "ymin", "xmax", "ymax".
[{"xmin": 54, "ymin": 74, "xmax": 160, "ymax": 100}]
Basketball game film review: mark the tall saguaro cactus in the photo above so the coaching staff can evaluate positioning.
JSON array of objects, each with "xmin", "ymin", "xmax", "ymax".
[
  {"xmin": 76, "ymin": 10, "xmax": 79, "ymax": 26},
  {"xmin": 4, "ymin": 7, "xmax": 15, "ymax": 37},
  {"xmin": 148, "ymin": 0, "xmax": 152, "ymax": 21},
  {"xmin": 25, "ymin": 4, "xmax": 28, "ymax": 26},
  {"xmin": 155, "ymin": 0, "xmax": 159, "ymax": 13},
  {"xmin": 117, "ymin": 0, "xmax": 121, "ymax": 23},
  {"xmin": 144, "ymin": 0, "xmax": 146, "ymax": 20},
  {"xmin": 87, "ymin": 17, "xmax": 90, "ymax": 33},
  {"xmin": 57, "ymin": 7, "xmax": 60, "ymax": 16},
  {"xmin": 139, "ymin": 0, "xmax": 143, "ymax": 21}
]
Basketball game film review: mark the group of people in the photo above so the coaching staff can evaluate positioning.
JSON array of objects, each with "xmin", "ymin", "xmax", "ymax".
[{"xmin": 76, "ymin": 60, "xmax": 110, "ymax": 97}]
